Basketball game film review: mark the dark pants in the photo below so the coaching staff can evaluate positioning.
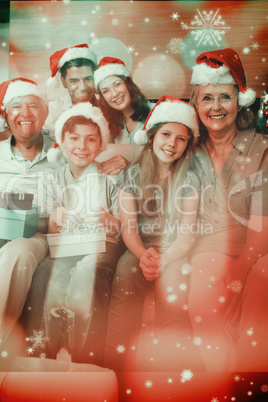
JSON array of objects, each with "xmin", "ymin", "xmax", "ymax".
[{"xmin": 20, "ymin": 242, "xmax": 123, "ymax": 367}]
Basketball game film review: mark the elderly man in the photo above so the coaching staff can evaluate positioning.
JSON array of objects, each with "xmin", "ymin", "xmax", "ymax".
[
  {"xmin": 0, "ymin": 77, "xmax": 60, "ymax": 344},
  {"xmin": 44, "ymin": 43, "xmax": 98, "ymax": 135}
]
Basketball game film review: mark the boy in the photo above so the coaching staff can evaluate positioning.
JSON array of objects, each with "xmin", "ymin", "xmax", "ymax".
[{"xmin": 23, "ymin": 102, "xmax": 121, "ymax": 366}]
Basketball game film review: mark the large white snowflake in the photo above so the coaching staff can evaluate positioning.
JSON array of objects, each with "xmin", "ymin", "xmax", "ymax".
[
  {"xmin": 181, "ymin": 369, "xmax": 194, "ymax": 383},
  {"xmin": 181, "ymin": 9, "xmax": 230, "ymax": 47},
  {"xmin": 168, "ymin": 38, "xmax": 185, "ymax": 54}
]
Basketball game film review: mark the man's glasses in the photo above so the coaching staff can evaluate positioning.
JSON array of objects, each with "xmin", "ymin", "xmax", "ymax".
[{"xmin": 196, "ymin": 93, "xmax": 238, "ymax": 106}]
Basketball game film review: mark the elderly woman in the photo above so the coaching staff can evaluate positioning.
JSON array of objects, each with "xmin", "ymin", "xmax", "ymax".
[
  {"xmin": 188, "ymin": 48, "xmax": 268, "ymax": 372},
  {"xmin": 94, "ymin": 57, "xmax": 154, "ymax": 175}
]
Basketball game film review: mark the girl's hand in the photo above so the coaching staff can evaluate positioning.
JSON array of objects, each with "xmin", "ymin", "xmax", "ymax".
[
  {"xmin": 97, "ymin": 155, "xmax": 129, "ymax": 176},
  {"xmin": 139, "ymin": 247, "xmax": 160, "ymax": 281}
]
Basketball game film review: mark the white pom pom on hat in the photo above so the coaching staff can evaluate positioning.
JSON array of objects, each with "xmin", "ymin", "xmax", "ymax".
[
  {"xmin": 94, "ymin": 57, "xmax": 130, "ymax": 89},
  {"xmin": 47, "ymin": 102, "xmax": 110, "ymax": 162},
  {"xmin": 191, "ymin": 48, "xmax": 256, "ymax": 107},
  {"xmin": 46, "ymin": 44, "xmax": 97, "ymax": 89},
  {"xmin": 134, "ymin": 95, "xmax": 200, "ymax": 145}
]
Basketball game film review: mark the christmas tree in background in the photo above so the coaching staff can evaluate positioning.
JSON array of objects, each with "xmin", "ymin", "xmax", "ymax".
[{"xmin": 254, "ymin": 90, "xmax": 268, "ymax": 136}]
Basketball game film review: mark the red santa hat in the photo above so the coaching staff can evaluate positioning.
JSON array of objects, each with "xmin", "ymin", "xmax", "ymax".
[
  {"xmin": 0, "ymin": 77, "xmax": 46, "ymax": 132},
  {"xmin": 46, "ymin": 44, "xmax": 97, "ymax": 88},
  {"xmin": 134, "ymin": 95, "xmax": 199, "ymax": 145},
  {"xmin": 94, "ymin": 57, "xmax": 130, "ymax": 90},
  {"xmin": 191, "ymin": 48, "xmax": 256, "ymax": 108},
  {"xmin": 47, "ymin": 102, "xmax": 110, "ymax": 162}
]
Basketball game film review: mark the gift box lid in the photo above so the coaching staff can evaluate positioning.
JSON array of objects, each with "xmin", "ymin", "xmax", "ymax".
[
  {"xmin": 0, "ymin": 192, "xmax": 34, "ymax": 201},
  {"xmin": 47, "ymin": 231, "xmax": 106, "ymax": 246}
]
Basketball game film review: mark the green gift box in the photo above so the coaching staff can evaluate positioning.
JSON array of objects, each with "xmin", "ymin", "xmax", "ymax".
[{"xmin": 0, "ymin": 205, "xmax": 40, "ymax": 240}]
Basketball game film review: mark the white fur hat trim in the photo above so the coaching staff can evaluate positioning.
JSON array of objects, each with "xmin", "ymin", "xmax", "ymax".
[
  {"xmin": 94, "ymin": 64, "xmax": 130, "ymax": 89},
  {"xmin": 2, "ymin": 81, "xmax": 46, "ymax": 110},
  {"xmin": 191, "ymin": 64, "xmax": 237, "ymax": 87},
  {"xmin": 58, "ymin": 47, "xmax": 97, "ymax": 70},
  {"xmin": 191, "ymin": 63, "xmax": 256, "ymax": 107}
]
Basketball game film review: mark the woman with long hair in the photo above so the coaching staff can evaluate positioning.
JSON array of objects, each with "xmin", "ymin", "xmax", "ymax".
[{"xmin": 94, "ymin": 57, "xmax": 154, "ymax": 175}]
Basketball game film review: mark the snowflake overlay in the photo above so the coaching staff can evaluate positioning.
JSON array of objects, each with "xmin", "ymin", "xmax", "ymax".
[
  {"xmin": 181, "ymin": 369, "xmax": 194, "ymax": 383},
  {"xmin": 181, "ymin": 9, "xmax": 230, "ymax": 47},
  {"xmin": 168, "ymin": 38, "xmax": 185, "ymax": 54},
  {"xmin": 26, "ymin": 330, "xmax": 48, "ymax": 353}
]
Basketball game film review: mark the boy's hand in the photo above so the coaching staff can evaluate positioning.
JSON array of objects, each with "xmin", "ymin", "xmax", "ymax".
[
  {"xmin": 139, "ymin": 247, "xmax": 160, "ymax": 281},
  {"xmin": 89, "ymin": 207, "xmax": 120, "ymax": 235},
  {"xmin": 98, "ymin": 155, "xmax": 129, "ymax": 176},
  {"xmin": 48, "ymin": 206, "xmax": 69, "ymax": 233}
]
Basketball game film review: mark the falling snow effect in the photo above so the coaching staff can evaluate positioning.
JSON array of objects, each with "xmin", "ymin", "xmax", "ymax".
[
  {"xmin": 171, "ymin": 12, "xmax": 179, "ymax": 21},
  {"xmin": 116, "ymin": 344, "xmax": 126, "ymax": 354},
  {"xmin": 145, "ymin": 380, "xmax": 153, "ymax": 388},
  {"xmin": 181, "ymin": 9, "xmax": 230, "ymax": 47},
  {"xmin": 247, "ymin": 328, "xmax": 254, "ymax": 336},
  {"xmin": 168, "ymin": 38, "xmax": 185, "ymax": 55}
]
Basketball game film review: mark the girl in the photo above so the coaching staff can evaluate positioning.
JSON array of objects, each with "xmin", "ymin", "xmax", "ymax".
[
  {"xmin": 104, "ymin": 95, "xmax": 204, "ymax": 371},
  {"xmin": 94, "ymin": 57, "xmax": 154, "ymax": 175}
]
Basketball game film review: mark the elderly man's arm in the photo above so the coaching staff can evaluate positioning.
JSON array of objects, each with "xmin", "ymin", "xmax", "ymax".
[{"xmin": 0, "ymin": 128, "xmax": 11, "ymax": 141}]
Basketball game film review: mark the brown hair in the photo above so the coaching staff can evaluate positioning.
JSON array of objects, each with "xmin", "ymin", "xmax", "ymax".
[
  {"xmin": 61, "ymin": 116, "xmax": 101, "ymax": 144},
  {"xmin": 98, "ymin": 76, "xmax": 150, "ymax": 141}
]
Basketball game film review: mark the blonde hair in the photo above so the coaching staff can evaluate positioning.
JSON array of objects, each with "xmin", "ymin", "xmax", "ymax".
[{"xmin": 132, "ymin": 122, "xmax": 194, "ymax": 222}]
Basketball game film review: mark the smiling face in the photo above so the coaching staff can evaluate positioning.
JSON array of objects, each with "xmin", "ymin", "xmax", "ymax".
[
  {"xmin": 152, "ymin": 122, "xmax": 189, "ymax": 172},
  {"xmin": 61, "ymin": 65, "xmax": 95, "ymax": 105},
  {"xmin": 195, "ymin": 84, "xmax": 239, "ymax": 136},
  {"xmin": 98, "ymin": 75, "xmax": 132, "ymax": 114},
  {"xmin": 6, "ymin": 95, "xmax": 48, "ymax": 143},
  {"xmin": 62, "ymin": 123, "xmax": 101, "ymax": 178}
]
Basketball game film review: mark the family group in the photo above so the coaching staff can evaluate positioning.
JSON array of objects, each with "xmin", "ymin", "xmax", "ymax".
[{"xmin": 0, "ymin": 44, "xmax": 267, "ymax": 373}]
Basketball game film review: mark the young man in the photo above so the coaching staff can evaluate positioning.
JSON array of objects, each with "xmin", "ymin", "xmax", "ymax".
[
  {"xmin": 44, "ymin": 44, "xmax": 98, "ymax": 136},
  {"xmin": 0, "ymin": 78, "xmax": 61, "ymax": 345}
]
